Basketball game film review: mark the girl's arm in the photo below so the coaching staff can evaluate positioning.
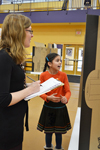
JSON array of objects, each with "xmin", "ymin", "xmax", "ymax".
[
  {"xmin": 61, "ymin": 74, "xmax": 71, "ymax": 103},
  {"xmin": 65, "ymin": 74, "xmax": 71, "ymax": 101}
]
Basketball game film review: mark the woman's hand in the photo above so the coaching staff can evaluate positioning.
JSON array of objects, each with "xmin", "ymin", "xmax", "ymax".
[
  {"xmin": 28, "ymin": 81, "xmax": 40, "ymax": 94},
  {"xmin": 26, "ymin": 83, "xmax": 31, "ymax": 87},
  {"xmin": 47, "ymin": 93, "xmax": 61, "ymax": 103},
  {"xmin": 60, "ymin": 95, "xmax": 68, "ymax": 104},
  {"xmin": 9, "ymin": 81, "xmax": 40, "ymax": 106}
]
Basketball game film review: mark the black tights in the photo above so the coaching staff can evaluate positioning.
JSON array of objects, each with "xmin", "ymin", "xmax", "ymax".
[{"xmin": 45, "ymin": 133, "xmax": 62, "ymax": 149}]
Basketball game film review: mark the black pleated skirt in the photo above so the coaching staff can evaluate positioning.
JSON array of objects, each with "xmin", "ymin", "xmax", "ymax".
[{"xmin": 37, "ymin": 104, "xmax": 71, "ymax": 134}]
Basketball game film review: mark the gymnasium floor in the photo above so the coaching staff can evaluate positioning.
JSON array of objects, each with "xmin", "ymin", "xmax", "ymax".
[{"xmin": 23, "ymin": 74, "xmax": 80, "ymax": 150}]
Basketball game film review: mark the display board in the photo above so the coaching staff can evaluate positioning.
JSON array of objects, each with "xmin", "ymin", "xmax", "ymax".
[{"xmin": 79, "ymin": 15, "xmax": 100, "ymax": 150}]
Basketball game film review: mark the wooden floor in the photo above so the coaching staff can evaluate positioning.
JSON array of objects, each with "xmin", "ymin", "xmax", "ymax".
[{"xmin": 23, "ymin": 74, "xmax": 80, "ymax": 150}]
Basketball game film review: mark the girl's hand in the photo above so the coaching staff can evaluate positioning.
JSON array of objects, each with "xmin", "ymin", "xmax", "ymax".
[
  {"xmin": 47, "ymin": 93, "xmax": 61, "ymax": 103},
  {"xmin": 60, "ymin": 95, "xmax": 68, "ymax": 104}
]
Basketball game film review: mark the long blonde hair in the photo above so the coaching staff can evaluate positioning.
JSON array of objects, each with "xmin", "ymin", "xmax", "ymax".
[{"xmin": 0, "ymin": 14, "xmax": 31, "ymax": 64}]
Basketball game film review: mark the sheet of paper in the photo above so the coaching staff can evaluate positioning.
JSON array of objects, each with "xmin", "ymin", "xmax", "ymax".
[{"xmin": 24, "ymin": 77, "xmax": 64, "ymax": 101}]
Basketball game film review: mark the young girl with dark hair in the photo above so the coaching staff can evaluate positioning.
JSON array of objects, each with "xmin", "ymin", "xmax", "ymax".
[{"xmin": 37, "ymin": 53, "xmax": 71, "ymax": 150}]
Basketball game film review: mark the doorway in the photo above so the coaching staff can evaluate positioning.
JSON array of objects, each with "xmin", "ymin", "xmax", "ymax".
[{"xmin": 62, "ymin": 44, "xmax": 83, "ymax": 76}]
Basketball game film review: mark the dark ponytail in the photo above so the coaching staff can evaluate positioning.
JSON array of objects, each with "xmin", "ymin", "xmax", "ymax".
[
  {"xmin": 43, "ymin": 62, "xmax": 48, "ymax": 72},
  {"xmin": 43, "ymin": 53, "xmax": 59, "ymax": 72}
]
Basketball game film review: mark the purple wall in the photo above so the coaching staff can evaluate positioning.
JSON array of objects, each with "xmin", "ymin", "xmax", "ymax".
[{"xmin": 0, "ymin": 9, "xmax": 100, "ymax": 24}]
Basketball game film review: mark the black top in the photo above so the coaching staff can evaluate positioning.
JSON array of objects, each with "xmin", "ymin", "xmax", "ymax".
[{"xmin": 0, "ymin": 49, "xmax": 28, "ymax": 149}]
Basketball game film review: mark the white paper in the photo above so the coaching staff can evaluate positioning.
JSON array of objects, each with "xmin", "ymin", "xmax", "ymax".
[{"xmin": 24, "ymin": 77, "xmax": 64, "ymax": 101}]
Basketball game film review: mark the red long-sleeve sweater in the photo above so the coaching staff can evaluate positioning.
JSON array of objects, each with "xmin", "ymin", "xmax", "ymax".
[{"xmin": 40, "ymin": 71, "xmax": 71, "ymax": 102}]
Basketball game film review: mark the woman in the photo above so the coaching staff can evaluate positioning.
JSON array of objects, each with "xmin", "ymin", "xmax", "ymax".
[{"xmin": 0, "ymin": 14, "xmax": 40, "ymax": 150}]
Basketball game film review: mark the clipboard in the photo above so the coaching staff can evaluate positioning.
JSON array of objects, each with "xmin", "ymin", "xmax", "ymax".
[{"xmin": 24, "ymin": 77, "xmax": 64, "ymax": 101}]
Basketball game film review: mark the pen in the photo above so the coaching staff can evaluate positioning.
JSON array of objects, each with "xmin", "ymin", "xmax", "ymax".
[
  {"xmin": 27, "ymin": 76, "xmax": 42, "ymax": 86},
  {"xmin": 27, "ymin": 76, "xmax": 36, "ymax": 82}
]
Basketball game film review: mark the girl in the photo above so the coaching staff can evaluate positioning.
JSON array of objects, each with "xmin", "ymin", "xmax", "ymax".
[{"xmin": 37, "ymin": 53, "xmax": 71, "ymax": 150}]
